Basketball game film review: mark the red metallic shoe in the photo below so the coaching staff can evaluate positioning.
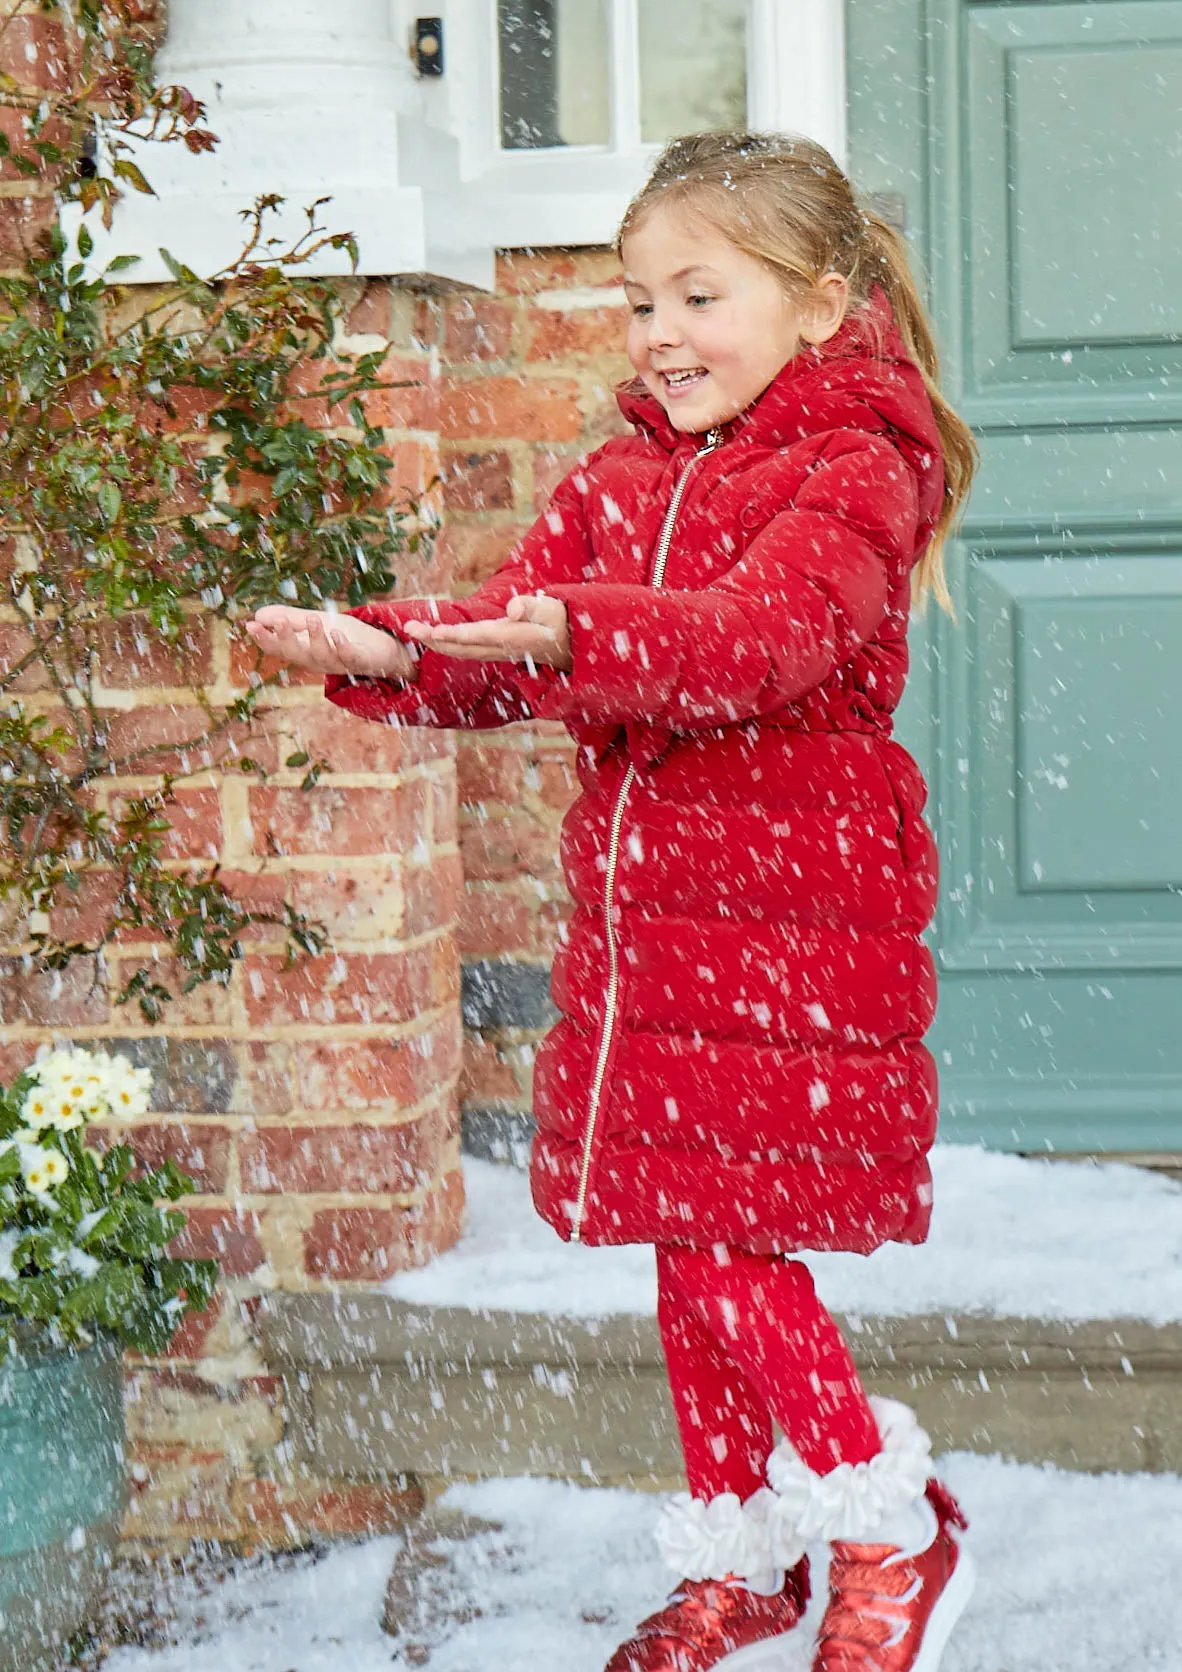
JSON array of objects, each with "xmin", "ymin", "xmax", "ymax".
[
  {"xmin": 605, "ymin": 1559, "xmax": 810, "ymax": 1672},
  {"xmin": 812, "ymin": 1482, "xmax": 974, "ymax": 1672}
]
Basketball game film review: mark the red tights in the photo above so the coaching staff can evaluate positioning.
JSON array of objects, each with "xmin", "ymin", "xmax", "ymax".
[{"xmin": 657, "ymin": 1243, "xmax": 881, "ymax": 1503}]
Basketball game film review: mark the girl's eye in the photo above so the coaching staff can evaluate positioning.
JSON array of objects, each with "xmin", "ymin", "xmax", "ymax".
[
  {"xmin": 631, "ymin": 303, "xmax": 653, "ymax": 318},
  {"xmin": 687, "ymin": 294, "xmax": 714, "ymax": 308}
]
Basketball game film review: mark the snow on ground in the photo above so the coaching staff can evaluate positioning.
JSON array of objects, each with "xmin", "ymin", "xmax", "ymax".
[
  {"xmin": 94, "ymin": 1457, "xmax": 1182, "ymax": 1671},
  {"xmin": 385, "ymin": 1146, "xmax": 1182, "ymax": 1324}
]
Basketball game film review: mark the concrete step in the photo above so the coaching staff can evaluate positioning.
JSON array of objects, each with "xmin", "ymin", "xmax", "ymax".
[{"xmin": 255, "ymin": 1295, "xmax": 1182, "ymax": 1487}]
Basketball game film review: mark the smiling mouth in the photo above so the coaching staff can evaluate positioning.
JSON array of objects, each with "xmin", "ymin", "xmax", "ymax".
[{"xmin": 660, "ymin": 367, "xmax": 709, "ymax": 395}]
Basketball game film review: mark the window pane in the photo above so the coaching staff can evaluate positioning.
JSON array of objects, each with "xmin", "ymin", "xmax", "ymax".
[
  {"xmin": 499, "ymin": 0, "xmax": 610, "ymax": 150},
  {"xmin": 639, "ymin": 0, "xmax": 747, "ymax": 144}
]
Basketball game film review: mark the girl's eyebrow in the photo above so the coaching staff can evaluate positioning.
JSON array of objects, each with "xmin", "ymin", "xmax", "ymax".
[{"xmin": 624, "ymin": 265, "xmax": 721, "ymax": 292}]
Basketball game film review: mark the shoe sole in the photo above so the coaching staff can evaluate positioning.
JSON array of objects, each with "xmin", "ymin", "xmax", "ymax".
[
  {"xmin": 910, "ymin": 1545, "xmax": 977, "ymax": 1672},
  {"xmin": 713, "ymin": 1638, "xmax": 800, "ymax": 1671},
  {"xmin": 712, "ymin": 1546, "xmax": 976, "ymax": 1672}
]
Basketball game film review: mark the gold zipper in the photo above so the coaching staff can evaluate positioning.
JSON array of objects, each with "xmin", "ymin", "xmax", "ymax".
[{"xmin": 569, "ymin": 427, "xmax": 723, "ymax": 1242}]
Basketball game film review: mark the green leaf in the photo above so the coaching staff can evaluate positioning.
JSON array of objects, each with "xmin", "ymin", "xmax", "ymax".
[
  {"xmin": 97, "ymin": 481, "xmax": 121, "ymax": 524},
  {"xmin": 77, "ymin": 223, "xmax": 94, "ymax": 260},
  {"xmin": 104, "ymin": 254, "xmax": 141, "ymax": 275},
  {"xmin": 113, "ymin": 158, "xmax": 156, "ymax": 196}
]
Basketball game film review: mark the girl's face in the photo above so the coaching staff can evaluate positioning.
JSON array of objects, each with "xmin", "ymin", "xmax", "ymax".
[{"xmin": 621, "ymin": 205, "xmax": 848, "ymax": 433}]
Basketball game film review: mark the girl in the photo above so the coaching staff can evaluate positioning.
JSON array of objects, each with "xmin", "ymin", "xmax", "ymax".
[{"xmin": 247, "ymin": 131, "xmax": 978, "ymax": 1672}]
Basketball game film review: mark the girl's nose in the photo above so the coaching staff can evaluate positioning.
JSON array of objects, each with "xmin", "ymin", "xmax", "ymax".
[{"xmin": 646, "ymin": 308, "xmax": 683, "ymax": 352}]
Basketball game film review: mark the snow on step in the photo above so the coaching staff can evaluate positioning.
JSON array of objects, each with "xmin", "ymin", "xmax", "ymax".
[{"xmin": 385, "ymin": 1146, "xmax": 1182, "ymax": 1324}]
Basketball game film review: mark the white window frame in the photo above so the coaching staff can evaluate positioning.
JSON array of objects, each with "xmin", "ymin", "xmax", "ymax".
[{"xmin": 405, "ymin": 0, "xmax": 846, "ymax": 249}]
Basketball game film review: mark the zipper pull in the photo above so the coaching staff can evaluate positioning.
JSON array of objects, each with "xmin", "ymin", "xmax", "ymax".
[{"xmin": 704, "ymin": 426, "xmax": 723, "ymax": 450}]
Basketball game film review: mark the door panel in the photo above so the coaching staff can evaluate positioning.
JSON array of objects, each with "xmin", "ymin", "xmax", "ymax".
[{"xmin": 847, "ymin": 0, "xmax": 1182, "ymax": 1150}]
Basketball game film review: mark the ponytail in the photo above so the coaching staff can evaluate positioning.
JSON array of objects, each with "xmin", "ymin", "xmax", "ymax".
[{"xmin": 859, "ymin": 214, "xmax": 976, "ymax": 613}]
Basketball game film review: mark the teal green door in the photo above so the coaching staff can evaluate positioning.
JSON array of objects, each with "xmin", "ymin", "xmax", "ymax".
[{"xmin": 847, "ymin": 0, "xmax": 1182, "ymax": 1152}]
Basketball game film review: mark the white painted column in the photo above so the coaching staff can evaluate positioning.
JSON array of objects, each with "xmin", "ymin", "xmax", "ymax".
[{"xmin": 80, "ymin": 0, "xmax": 492, "ymax": 285}]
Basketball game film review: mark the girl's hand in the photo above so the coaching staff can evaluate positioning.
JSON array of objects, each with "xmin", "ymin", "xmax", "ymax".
[
  {"xmin": 244, "ymin": 606, "xmax": 419, "ymax": 681},
  {"xmin": 403, "ymin": 593, "xmax": 572, "ymax": 671}
]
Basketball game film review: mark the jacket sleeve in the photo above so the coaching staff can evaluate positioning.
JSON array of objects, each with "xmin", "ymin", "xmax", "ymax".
[
  {"xmin": 324, "ymin": 462, "xmax": 598, "ymax": 729},
  {"xmin": 530, "ymin": 430, "xmax": 925, "ymax": 730}
]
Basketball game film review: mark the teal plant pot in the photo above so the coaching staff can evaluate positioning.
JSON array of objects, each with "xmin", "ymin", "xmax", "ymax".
[{"xmin": 0, "ymin": 1330, "xmax": 127, "ymax": 1671}]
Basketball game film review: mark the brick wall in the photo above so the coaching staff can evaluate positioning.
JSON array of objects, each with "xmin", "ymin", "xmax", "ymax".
[
  {"xmin": 2, "ymin": 211, "xmax": 631, "ymax": 1539},
  {"xmin": 418, "ymin": 250, "xmax": 633, "ymax": 1162}
]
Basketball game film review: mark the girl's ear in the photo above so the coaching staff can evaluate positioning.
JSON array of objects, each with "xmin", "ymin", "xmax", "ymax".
[{"xmin": 800, "ymin": 272, "xmax": 850, "ymax": 345}]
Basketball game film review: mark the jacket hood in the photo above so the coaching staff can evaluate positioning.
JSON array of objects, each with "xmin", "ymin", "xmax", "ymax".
[{"xmin": 614, "ymin": 285, "xmax": 942, "ymax": 476}]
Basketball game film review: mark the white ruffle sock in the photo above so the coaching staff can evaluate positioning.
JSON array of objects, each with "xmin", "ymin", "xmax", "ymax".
[{"xmin": 655, "ymin": 1397, "xmax": 935, "ymax": 1588}]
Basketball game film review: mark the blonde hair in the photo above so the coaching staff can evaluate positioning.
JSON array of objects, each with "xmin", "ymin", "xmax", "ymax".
[{"xmin": 618, "ymin": 131, "xmax": 977, "ymax": 613}]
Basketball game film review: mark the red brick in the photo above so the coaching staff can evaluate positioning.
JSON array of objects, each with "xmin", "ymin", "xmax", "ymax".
[
  {"xmin": 457, "ymin": 888, "xmax": 534, "ymax": 959},
  {"xmin": 457, "ymin": 741, "xmax": 527, "ymax": 806},
  {"xmin": 0, "ymin": 1039, "xmax": 40, "ymax": 1084},
  {"xmin": 378, "ymin": 437, "xmax": 440, "ymax": 502},
  {"xmin": 496, "ymin": 249, "xmax": 620, "ymax": 296},
  {"xmin": 303, "ymin": 1166, "xmax": 463, "ymax": 1278},
  {"xmin": 0, "ymin": 15, "xmax": 73, "ymax": 93},
  {"xmin": 460, "ymin": 1035, "xmax": 524, "ymax": 1105},
  {"xmin": 123, "ymin": 1443, "xmax": 235, "ymax": 1539},
  {"xmin": 0, "ymin": 953, "xmax": 108, "ymax": 1027},
  {"xmin": 238, "ymin": 1111, "xmax": 447, "ymax": 1194},
  {"xmin": 138, "ymin": 383, "xmax": 222, "ymax": 435},
  {"xmin": 404, "ymin": 851, "xmax": 463, "ymax": 936},
  {"xmin": 213, "ymin": 867, "xmax": 290, "ymax": 928},
  {"xmin": 243, "ymin": 947, "xmax": 440, "ymax": 1027},
  {"xmin": 164, "ymin": 1291, "xmax": 224, "ymax": 1360},
  {"xmin": 108, "ymin": 787, "xmax": 222, "ymax": 862},
  {"xmin": 231, "ymin": 1476, "xmax": 424, "ymax": 1546},
  {"xmin": 295, "ymin": 1017, "xmax": 461, "ymax": 1111},
  {"xmin": 459, "ymin": 814, "xmax": 562, "ymax": 883},
  {"xmin": 435, "ymin": 521, "xmax": 527, "ymax": 588},
  {"xmin": 535, "ymin": 752, "xmax": 579, "ymax": 809},
  {"xmin": 0, "ymin": 194, "xmax": 56, "ymax": 265},
  {"xmin": 442, "ymin": 448, "xmax": 515, "ymax": 512},
  {"xmin": 87, "ymin": 1120, "xmax": 232, "ymax": 1192},
  {"xmin": 525, "ymin": 305, "xmax": 630, "ymax": 363},
  {"xmin": 233, "ymin": 1041, "xmax": 294, "ymax": 1116},
  {"xmin": 0, "ymin": 108, "xmax": 70, "ymax": 184},
  {"xmin": 361, "ymin": 352, "xmax": 439, "ymax": 429},
  {"xmin": 249, "ymin": 779, "xmax": 428, "ymax": 857},
  {"xmin": 108, "ymin": 952, "xmax": 231, "ymax": 1026},
  {"xmin": 104, "ymin": 703, "xmax": 277, "ymax": 779},
  {"xmin": 345, "ymin": 280, "xmax": 393, "ymax": 337},
  {"xmin": 533, "ymin": 447, "xmax": 579, "ymax": 510},
  {"xmin": 442, "ymin": 296, "xmax": 516, "ymax": 364},
  {"xmin": 94, "ymin": 617, "xmax": 213, "ymax": 687},
  {"xmin": 440, "ymin": 376, "xmax": 583, "ymax": 443},
  {"xmin": 170, "ymin": 1204, "xmax": 265, "ymax": 1276},
  {"xmin": 412, "ymin": 296, "xmax": 441, "ymax": 349},
  {"xmin": 281, "ymin": 702, "xmax": 407, "ymax": 774},
  {"xmin": 431, "ymin": 774, "xmax": 457, "ymax": 844},
  {"xmin": 0, "ymin": 621, "xmax": 48, "ymax": 690},
  {"xmin": 537, "ymin": 894, "xmax": 575, "ymax": 957},
  {"xmin": 286, "ymin": 862, "xmax": 404, "ymax": 941}
]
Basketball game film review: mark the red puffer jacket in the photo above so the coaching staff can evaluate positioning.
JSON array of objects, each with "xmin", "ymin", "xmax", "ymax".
[{"xmin": 327, "ymin": 285, "xmax": 945, "ymax": 1256}]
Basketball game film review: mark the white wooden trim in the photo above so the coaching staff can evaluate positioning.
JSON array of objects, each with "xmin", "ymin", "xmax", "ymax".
[
  {"xmin": 747, "ymin": 0, "xmax": 847, "ymax": 165},
  {"xmin": 609, "ymin": 0, "xmax": 642, "ymax": 154}
]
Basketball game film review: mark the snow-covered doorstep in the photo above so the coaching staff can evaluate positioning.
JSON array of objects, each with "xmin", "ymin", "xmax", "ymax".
[
  {"xmin": 386, "ymin": 1146, "xmax": 1182, "ymax": 1324},
  {"xmin": 95, "ymin": 1459, "xmax": 1182, "ymax": 1671}
]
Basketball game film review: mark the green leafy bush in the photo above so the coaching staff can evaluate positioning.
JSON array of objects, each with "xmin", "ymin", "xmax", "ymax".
[
  {"xmin": 0, "ymin": 1043, "xmax": 217, "ymax": 1357},
  {"xmin": 1, "ymin": 2, "xmax": 430, "ymax": 1018}
]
